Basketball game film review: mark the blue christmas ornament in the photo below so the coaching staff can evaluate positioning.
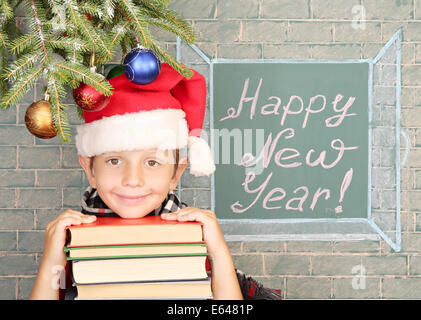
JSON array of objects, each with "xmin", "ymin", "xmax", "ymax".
[{"xmin": 123, "ymin": 47, "xmax": 161, "ymax": 85}]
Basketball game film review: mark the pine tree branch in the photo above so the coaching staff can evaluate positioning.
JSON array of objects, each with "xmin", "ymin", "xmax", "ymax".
[
  {"xmin": 2, "ymin": 65, "xmax": 44, "ymax": 108},
  {"xmin": 117, "ymin": 0, "xmax": 150, "ymax": 47},
  {"xmin": 67, "ymin": 0, "xmax": 112, "ymax": 59},
  {"xmin": 47, "ymin": 73, "xmax": 71, "ymax": 143},
  {"xmin": 139, "ymin": 0, "xmax": 195, "ymax": 43},
  {"xmin": 8, "ymin": 34, "xmax": 37, "ymax": 54},
  {"xmin": 29, "ymin": 0, "xmax": 51, "ymax": 63},
  {"xmin": 4, "ymin": 52, "xmax": 38, "ymax": 81},
  {"xmin": 55, "ymin": 61, "xmax": 113, "ymax": 95},
  {"xmin": 0, "ymin": 29, "xmax": 8, "ymax": 48},
  {"xmin": 149, "ymin": 42, "xmax": 193, "ymax": 79},
  {"xmin": 1, "ymin": 0, "xmax": 13, "ymax": 19},
  {"xmin": 109, "ymin": 21, "xmax": 130, "ymax": 50}
]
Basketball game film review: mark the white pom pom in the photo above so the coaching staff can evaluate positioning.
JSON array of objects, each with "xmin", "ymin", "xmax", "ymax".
[{"xmin": 188, "ymin": 136, "xmax": 216, "ymax": 176}]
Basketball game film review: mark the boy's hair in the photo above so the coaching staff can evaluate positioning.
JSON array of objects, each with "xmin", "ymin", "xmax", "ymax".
[{"xmin": 89, "ymin": 149, "xmax": 180, "ymax": 179}]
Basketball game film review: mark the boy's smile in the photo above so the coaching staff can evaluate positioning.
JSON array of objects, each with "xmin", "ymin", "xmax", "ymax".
[
  {"xmin": 79, "ymin": 149, "xmax": 187, "ymax": 218},
  {"xmin": 114, "ymin": 193, "xmax": 151, "ymax": 206}
]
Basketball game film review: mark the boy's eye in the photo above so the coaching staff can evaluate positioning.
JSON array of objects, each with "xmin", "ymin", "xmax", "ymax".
[
  {"xmin": 108, "ymin": 159, "xmax": 121, "ymax": 166},
  {"xmin": 146, "ymin": 160, "xmax": 159, "ymax": 167}
]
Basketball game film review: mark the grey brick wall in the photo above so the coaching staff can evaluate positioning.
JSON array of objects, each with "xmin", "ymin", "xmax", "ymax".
[{"xmin": 1, "ymin": 0, "xmax": 421, "ymax": 299}]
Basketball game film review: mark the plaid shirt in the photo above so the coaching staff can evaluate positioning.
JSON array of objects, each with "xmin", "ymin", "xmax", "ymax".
[{"xmin": 63, "ymin": 187, "xmax": 282, "ymax": 300}]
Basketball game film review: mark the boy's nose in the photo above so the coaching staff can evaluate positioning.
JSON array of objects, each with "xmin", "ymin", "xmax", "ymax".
[{"xmin": 122, "ymin": 164, "xmax": 145, "ymax": 187}]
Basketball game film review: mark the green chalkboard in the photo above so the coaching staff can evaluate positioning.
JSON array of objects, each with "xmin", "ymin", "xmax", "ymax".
[{"xmin": 212, "ymin": 62, "xmax": 369, "ymax": 219}]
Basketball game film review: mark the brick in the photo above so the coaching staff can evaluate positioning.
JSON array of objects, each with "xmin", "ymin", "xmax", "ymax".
[
  {"xmin": 242, "ymin": 21, "xmax": 287, "ymax": 43},
  {"xmin": 333, "ymin": 241, "xmax": 380, "ymax": 253},
  {"xmin": 334, "ymin": 22, "xmax": 382, "ymax": 42},
  {"xmin": 416, "ymin": 44, "xmax": 421, "ymax": 64},
  {"xmin": 409, "ymin": 255, "xmax": 421, "ymax": 275},
  {"xmin": 180, "ymin": 170, "xmax": 211, "ymax": 188},
  {"xmin": 35, "ymin": 209, "xmax": 62, "ymax": 230},
  {"xmin": 18, "ymin": 146, "xmax": 60, "ymax": 169},
  {"xmin": 417, "ymin": 0, "xmax": 421, "ymax": 19},
  {"xmin": 0, "ymin": 126, "xmax": 33, "ymax": 146},
  {"xmin": 217, "ymin": 44, "xmax": 262, "ymax": 59},
  {"xmin": 149, "ymin": 25, "xmax": 176, "ymax": 43},
  {"xmin": 372, "ymin": 168, "xmax": 395, "ymax": 186},
  {"xmin": 404, "ymin": 22, "xmax": 421, "ymax": 42},
  {"xmin": 17, "ymin": 188, "xmax": 61, "ymax": 209},
  {"xmin": 0, "ymin": 106, "xmax": 17, "ymax": 124},
  {"xmin": 263, "ymin": 44, "xmax": 312, "ymax": 59},
  {"xmin": 333, "ymin": 277, "xmax": 380, "ymax": 299},
  {"xmin": 0, "ymin": 232, "xmax": 17, "ymax": 251},
  {"xmin": 37, "ymin": 170, "xmax": 82, "ymax": 187},
  {"xmin": 400, "ymin": 43, "xmax": 415, "ymax": 65},
  {"xmin": 415, "ymin": 89, "xmax": 421, "ymax": 106},
  {"xmin": 416, "ymin": 213, "xmax": 421, "ymax": 231},
  {"xmin": 312, "ymin": 0, "xmax": 360, "ymax": 19},
  {"xmin": 226, "ymin": 241, "xmax": 242, "ymax": 254},
  {"xmin": 18, "ymin": 277, "xmax": 35, "ymax": 300},
  {"xmin": 0, "ymin": 170, "xmax": 35, "ymax": 187},
  {"xmin": 414, "ymin": 170, "xmax": 421, "ymax": 189},
  {"xmin": 383, "ymin": 277, "xmax": 421, "ymax": 298},
  {"xmin": 0, "ymin": 146, "xmax": 17, "ymax": 169},
  {"xmin": 0, "ymin": 278, "xmax": 17, "ymax": 299},
  {"xmin": 286, "ymin": 241, "xmax": 332, "ymax": 253},
  {"xmin": 61, "ymin": 146, "xmax": 80, "ymax": 168},
  {"xmin": 402, "ymin": 108, "xmax": 421, "ymax": 128},
  {"xmin": 261, "ymin": 0, "xmax": 309, "ymax": 19},
  {"xmin": 253, "ymin": 276, "xmax": 284, "ymax": 295},
  {"xmin": 265, "ymin": 254, "xmax": 310, "ymax": 275},
  {"xmin": 310, "ymin": 44, "xmax": 361, "ymax": 60},
  {"xmin": 195, "ymin": 21, "xmax": 240, "ymax": 43},
  {"xmin": 312, "ymin": 255, "xmax": 361, "ymax": 276},
  {"xmin": 180, "ymin": 189, "xmax": 211, "ymax": 209},
  {"xmin": 381, "ymin": 21, "xmax": 405, "ymax": 42},
  {"xmin": 286, "ymin": 277, "xmax": 331, "ymax": 299},
  {"xmin": 0, "ymin": 210, "xmax": 34, "ymax": 230},
  {"xmin": 401, "ymin": 233, "xmax": 421, "ymax": 252},
  {"xmin": 0, "ymin": 189, "xmax": 16, "ymax": 208},
  {"xmin": 401, "ymin": 87, "xmax": 415, "ymax": 107},
  {"xmin": 231, "ymin": 254, "xmax": 263, "ymax": 275},
  {"xmin": 243, "ymin": 241, "xmax": 286, "ymax": 253},
  {"xmin": 18, "ymin": 231, "xmax": 44, "ymax": 253},
  {"xmin": 403, "ymin": 148, "xmax": 421, "ymax": 168},
  {"xmin": 373, "ymin": 86, "xmax": 396, "ymax": 106},
  {"xmin": 362, "ymin": 256, "xmax": 407, "ymax": 275},
  {"xmin": 365, "ymin": 0, "xmax": 413, "ymax": 20},
  {"xmin": 287, "ymin": 22, "xmax": 332, "ymax": 42},
  {"xmin": 63, "ymin": 188, "xmax": 83, "ymax": 208},
  {"xmin": 362, "ymin": 44, "xmax": 384, "ymax": 60},
  {"xmin": 402, "ymin": 65, "xmax": 421, "ymax": 86},
  {"xmin": 67, "ymin": 104, "xmax": 85, "ymax": 125},
  {"xmin": 169, "ymin": 0, "xmax": 216, "ymax": 19},
  {"xmin": 0, "ymin": 254, "xmax": 38, "ymax": 276},
  {"xmin": 217, "ymin": 0, "xmax": 258, "ymax": 18}
]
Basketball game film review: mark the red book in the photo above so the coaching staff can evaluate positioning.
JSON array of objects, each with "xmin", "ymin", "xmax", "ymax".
[{"xmin": 66, "ymin": 216, "xmax": 203, "ymax": 248}]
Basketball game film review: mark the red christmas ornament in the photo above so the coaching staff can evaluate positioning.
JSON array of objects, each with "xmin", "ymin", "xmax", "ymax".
[{"xmin": 73, "ymin": 83, "xmax": 111, "ymax": 112}]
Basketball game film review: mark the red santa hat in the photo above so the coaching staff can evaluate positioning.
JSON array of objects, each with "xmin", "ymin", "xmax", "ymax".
[{"xmin": 75, "ymin": 63, "xmax": 215, "ymax": 177}]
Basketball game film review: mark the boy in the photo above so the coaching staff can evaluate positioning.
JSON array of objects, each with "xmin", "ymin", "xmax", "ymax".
[{"xmin": 29, "ymin": 63, "xmax": 243, "ymax": 300}]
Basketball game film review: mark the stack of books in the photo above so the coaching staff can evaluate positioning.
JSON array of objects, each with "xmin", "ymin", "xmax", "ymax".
[{"xmin": 64, "ymin": 216, "xmax": 212, "ymax": 299}]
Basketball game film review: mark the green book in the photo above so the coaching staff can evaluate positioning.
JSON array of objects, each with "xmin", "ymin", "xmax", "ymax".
[{"xmin": 64, "ymin": 242, "xmax": 207, "ymax": 261}]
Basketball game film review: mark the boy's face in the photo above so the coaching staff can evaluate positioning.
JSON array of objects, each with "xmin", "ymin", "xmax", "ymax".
[{"xmin": 79, "ymin": 149, "xmax": 187, "ymax": 219}]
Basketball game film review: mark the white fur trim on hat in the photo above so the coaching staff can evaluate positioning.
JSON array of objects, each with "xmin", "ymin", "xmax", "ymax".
[
  {"xmin": 188, "ymin": 136, "xmax": 216, "ymax": 177},
  {"xmin": 75, "ymin": 109, "xmax": 189, "ymax": 157}
]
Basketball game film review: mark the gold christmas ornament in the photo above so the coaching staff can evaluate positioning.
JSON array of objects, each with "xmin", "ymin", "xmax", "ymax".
[{"xmin": 24, "ymin": 100, "xmax": 58, "ymax": 139}]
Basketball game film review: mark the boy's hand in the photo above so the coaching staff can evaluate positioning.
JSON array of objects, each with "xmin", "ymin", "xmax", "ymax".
[
  {"xmin": 161, "ymin": 207, "xmax": 226, "ymax": 259},
  {"xmin": 42, "ymin": 209, "xmax": 96, "ymax": 267},
  {"xmin": 161, "ymin": 207, "xmax": 243, "ymax": 299}
]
